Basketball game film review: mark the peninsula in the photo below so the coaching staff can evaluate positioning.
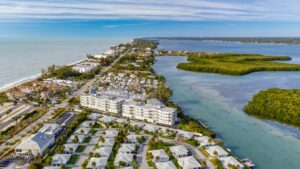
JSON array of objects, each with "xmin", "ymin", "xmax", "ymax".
[
  {"xmin": 158, "ymin": 51, "xmax": 300, "ymax": 75},
  {"xmin": 0, "ymin": 39, "xmax": 252, "ymax": 169}
]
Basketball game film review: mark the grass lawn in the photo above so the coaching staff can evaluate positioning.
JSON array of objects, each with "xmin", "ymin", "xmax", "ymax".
[
  {"xmin": 76, "ymin": 145, "xmax": 86, "ymax": 153},
  {"xmin": 83, "ymin": 136, "xmax": 92, "ymax": 143},
  {"xmin": 68, "ymin": 154, "xmax": 79, "ymax": 164}
]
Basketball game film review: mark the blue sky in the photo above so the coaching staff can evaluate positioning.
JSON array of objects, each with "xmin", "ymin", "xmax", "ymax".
[{"xmin": 0, "ymin": 0, "xmax": 300, "ymax": 38}]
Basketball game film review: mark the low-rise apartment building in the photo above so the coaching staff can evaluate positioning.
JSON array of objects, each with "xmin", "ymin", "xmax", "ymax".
[{"xmin": 122, "ymin": 99, "xmax": 177, "ymax": 125}]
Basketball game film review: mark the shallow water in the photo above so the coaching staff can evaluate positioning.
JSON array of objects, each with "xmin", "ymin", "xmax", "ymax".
[{"xmin": 153, "ymin": 39, "xmax": 300, "ymax": 169}]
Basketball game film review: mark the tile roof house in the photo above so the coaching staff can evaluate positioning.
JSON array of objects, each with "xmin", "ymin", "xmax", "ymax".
[
  {"xmin": 206, "ymin": 146, "xmax": 229, "ymax": 157},
  {"xmin": 150, "ymin": 149, "xmax": 170, "ymax": 162},
  {"xmin": 67, "ymin": 134, "xmax": 85, "ymax": 144},
  {"xmin": 104, "ymin": 129, "xmax": 119, "ymax": 138},
  {"xmin": 155, "ymin": 161, "xmax": 177, "ymax": 169},
  {"xmin": 98, "ymin": 137, "xmax": 115, "ymax": 147},
  {"xmin": 118, "ymin": 144, "xmax": 136, "ymax": 154},
  {"xmin": 195, "ymin": 136, "xmax": 215, "ymax": 147},
  {"xmin": 87, "ymin": 157, "xmax": 109, "ymax": 169},
  {"xmin": 169, "ymin": 145, "xmax": 190, "ymax": 158},
  {"xmin": 94, "ymin": 147, "xmax": 113, "ymax": 157},
  {"xmin": 74, "ymin": 127, "xmax": 90, "ymax": 136},
  {"xmin": 114, "ymin": 153, "xmax": 134, "ymax": 167},
  {"xmin": 220, "ymin": 156, "xmax": 244, "ymax": 169},
  {"xmin": 63, "ymin": 143, "xmax": 79, "ymax": 154},
  {"xmin": 177, "ymin": 156, "xmax": 202, "ymax": 169},
  {"xmin": 51, "ymin": 154, "xmax": 71, "ymax": 167},
  {"xmin": 126, "ymin": 134, "xmax": 142, "ymax": 143},
  {"xmin": 80, "ymin": 120, "xmax": 96, "ymax": 128}
]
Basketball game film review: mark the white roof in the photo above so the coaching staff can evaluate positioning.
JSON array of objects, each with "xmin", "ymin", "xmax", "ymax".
[
  {"xmin": 99, "ymin": 116, "xmax": 115, "ymax": 123},
  {"xmin": 80, "ymin": 121, "xmax": 95, "ymax": 128},
  {"xmin": 155, "ymin": 161, "xmax": 177, "ymax": 169},
  {"xmin": 143, "ymin": 124, "xmax": 159, "ymax": 133},
  {"xmin": 118, "ymin": 167, "xmax": 134, "ymax": 169},
  {"xmin": 87, "ymin": 157, "xmax": 109, "ymax": 168},
  {"xmin": 68, "ymin": 134, "xmax": 85, "ymax": 143},
  {"xmin": 220, "ymin": 156, "xmax": 244, "ymax": 169},
  {"xmin": 88, "ymin": 113, "xmax": 101, "ymax": 120},
  {"xmin": 94, "ymin": 146, "xmax": 113, "ymax": 157},
  {"xmin": 104, "ymin": 129, "xmax": 119, "ymax": 138},
  {"xmin": 177, "ymin": 156, "xmax": 202, "ymax": 169},
  {"xmin": 114, "ymin": 153, "xmax": 134, "ymax": 165},
  {"xmin": 206, "ymin": 146, "xmax": 229, "ymax": 157},
  {"xmin": 126, "ymin": 134, "xmax": 142, "ymax": 143},
  {"xmin": 16, "ymin": 132, "xmax": 55, "ymax": 154},
  {"xmin": 52, "ymin": 154, "xmax": 71, "ymax": 165},
  {"xmin": 169, "ymin": 145, "xmax": 189, "ymax": 157},
  {"xmin": 98, "ymin": 137, "xmax": 115, "ymax": 147},
  {"xmin": 130, "ymin": 121, "xmax": 144, "ymax": 129},
  {"xmin": 74, "ymin": 127, "xmax": 90, "ymax": 135},
  {"xmin": 177, "ymin": 131, "xmax": 194, "ymax": 139},
  {"xmin": 118, "ymin": 144, "xmax": 136, "ymax": 153},
  {"xmin": 195, "ymin": 136, "xmax": 215, "ymax": 146},
  {"xmin": 150, "ymin": 149, "xmax": 169, "ymax": 161},
  {"xmin": 39, "ymin": 123, "xmax": 61, "ymax": 136},
  {"xmin": 64, "ymin": 143, "xmax": 79, "ymax": 152}
]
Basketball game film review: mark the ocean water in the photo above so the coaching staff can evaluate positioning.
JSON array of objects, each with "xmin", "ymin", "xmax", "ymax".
[
  {"xmin": 0, "ymin": 38, "xmax": 127, "ymax": 90},
  {"xmin": 153, "ymin": 40, "xmax": 300, "ymax": 169}
]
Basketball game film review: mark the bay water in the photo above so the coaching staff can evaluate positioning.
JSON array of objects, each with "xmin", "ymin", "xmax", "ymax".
[{"xmin": 153, "ymin": 39, "xmax": 300, "ymax": 169}]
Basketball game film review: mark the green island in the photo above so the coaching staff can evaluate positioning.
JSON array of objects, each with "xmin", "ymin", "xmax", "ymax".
[
  {"xmin": 175, "ymin": 52, "xmax": 300, "ymax": 75},
  {"xmin": 244, "ymin": 88, "xmax": 300, "ymax": 128},
  {"xmin": 159, "ymin": 37, "xmax": 300, "ymax": 45}
]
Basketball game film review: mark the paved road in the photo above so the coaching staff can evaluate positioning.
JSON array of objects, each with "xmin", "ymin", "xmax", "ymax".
[
  {"xmin": 0, "ymin": 51, "xmax": 127, "ymax": 160},
  {"xmin": 138, "ymin": 136, "xmax": 150, "ymax": 169},
  {"xmin": 159, "ymin": 137, "xmax": 216, "ymax": 169}
]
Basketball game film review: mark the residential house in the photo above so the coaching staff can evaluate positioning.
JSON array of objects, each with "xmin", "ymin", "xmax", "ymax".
[
  {"xmin": 177, "ymin": 156, "xmax": 202, "ymax": 169},
  {"xmin": 169, "ymin": 145, "xmax": 190, "ymax": 158},
  {"xmin": 150, "ymin": 149, "xmax": 170, "ymax": 162}
]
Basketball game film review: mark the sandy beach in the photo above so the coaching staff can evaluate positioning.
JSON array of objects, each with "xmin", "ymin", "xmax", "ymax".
[{"xmin": 0, "ymin": 58, "xmax": 88, "ymax": 93}]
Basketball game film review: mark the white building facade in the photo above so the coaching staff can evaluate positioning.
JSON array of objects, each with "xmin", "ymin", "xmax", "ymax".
[{"xmin": 122, "ymin": 99, "xmax": 177, "ymax": 125}]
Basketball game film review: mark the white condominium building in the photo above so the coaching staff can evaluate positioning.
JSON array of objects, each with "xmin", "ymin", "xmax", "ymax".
[
  {"xmin": 122, "ymin": 99, "xmax": 177, "ymax": 125},
  {"xmin": 80, "ymin": 94, "xmax": 125, "ymax": 114},
  {"xmin": 73, "ymin": 62, "xmax": 99, "ymax": 73}
]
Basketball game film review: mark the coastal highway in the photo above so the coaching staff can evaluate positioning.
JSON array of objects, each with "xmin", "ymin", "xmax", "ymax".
[{"xmin": 0, "ymin": 51, "xmax": 127, "ymax": 159}]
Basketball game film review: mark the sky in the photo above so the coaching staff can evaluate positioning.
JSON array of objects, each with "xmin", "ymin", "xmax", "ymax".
[{"xmin": 0, "ymin": 0, "xmax": 300, "ymax": 38}]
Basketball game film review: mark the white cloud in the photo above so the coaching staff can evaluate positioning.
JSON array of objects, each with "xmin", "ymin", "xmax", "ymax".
[{"xmin": 0, "ymin": 0, "xmax": 299, "ymax": 21}]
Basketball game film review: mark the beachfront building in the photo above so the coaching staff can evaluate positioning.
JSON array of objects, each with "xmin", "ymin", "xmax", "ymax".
[
  {"xmin": 94, "ymin": 54, "xmax": 108, "ymax": 59},
  {"xmin": 122, "ymin": 98, "xmax": 177, "ymax": 125},
  {"xmin": 73, "ymin": 62, "xmax": 99, "ymax": 73}
]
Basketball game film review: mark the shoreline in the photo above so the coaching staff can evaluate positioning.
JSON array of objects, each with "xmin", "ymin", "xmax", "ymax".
[{"xmin": 0, "ymin": 58, "xmax": 88, "ymax": 93}]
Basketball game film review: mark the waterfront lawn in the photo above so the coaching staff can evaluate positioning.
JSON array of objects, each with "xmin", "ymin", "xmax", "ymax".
[
  {"xmin": 244, "ymin": 88, "xmax": 300, "ymax": 128},
  {"xmin": 176, "ymin": 52, "xmax": 300, "ymax": 75},
  {"xmin": 76, "ymin": 145, "xmax": 86, "ymax": 153}
]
